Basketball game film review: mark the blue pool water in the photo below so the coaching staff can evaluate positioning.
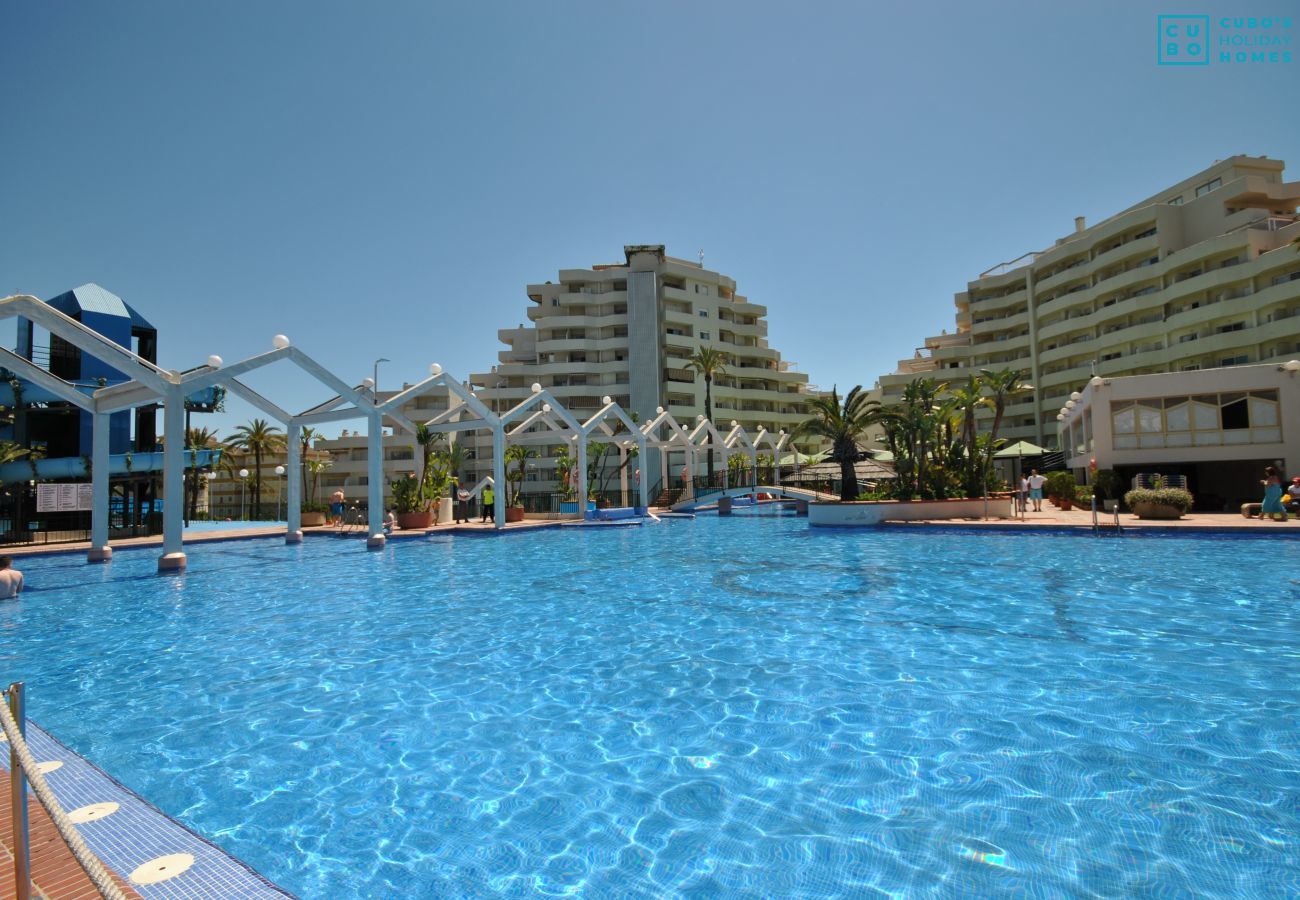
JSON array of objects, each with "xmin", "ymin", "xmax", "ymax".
[{"xmin": 2, "ymin": 519, "xmax": 1297, "ymax": 897}]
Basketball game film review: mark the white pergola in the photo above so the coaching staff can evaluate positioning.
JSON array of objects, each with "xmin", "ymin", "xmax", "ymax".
[{"xmin": 1, "ymin": 293, "xmax": 791, "ymax": 571}]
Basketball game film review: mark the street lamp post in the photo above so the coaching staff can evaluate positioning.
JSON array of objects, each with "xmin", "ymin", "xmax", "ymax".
[
  {"xmin": 275, "ymin": 464, "xmax": 286, "ymax": 521},
  {"xmin": 374, "ymin": 357, "xmax": 390, "ymax": 398},
  {"xmin": 239, "ymin": 468, "xmax": 249, "ymax": 520}
]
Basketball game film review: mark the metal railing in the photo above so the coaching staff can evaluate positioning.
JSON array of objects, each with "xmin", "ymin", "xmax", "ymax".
[{"xmin": 3, "ymin": 682, "xmax": 128, "ymax": 899}]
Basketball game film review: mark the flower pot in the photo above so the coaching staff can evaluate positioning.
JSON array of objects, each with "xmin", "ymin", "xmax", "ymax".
[
  {"xmin": 505, "ymin": 506, "xmax": 525, "ymax": 523},
  {"xmin": 300, "ymin": 511, "xmax": 326, "ymax": 527},
  {"xmin": 1132, "ymin": 501, "xmax": 1183, "ymax": 520},
  {"xmin": 396, "ymin": 510, "xmax": 434, "ymax": 530},
  {"xmin": 1057, "ymin": 498, "xmax": 1072, "ymax": 511}
]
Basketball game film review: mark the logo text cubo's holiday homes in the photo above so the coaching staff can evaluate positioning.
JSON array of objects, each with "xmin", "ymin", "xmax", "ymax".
[{"xmin": 1158, "ymin": 14, "xmax": 1293, "ymax": 65}]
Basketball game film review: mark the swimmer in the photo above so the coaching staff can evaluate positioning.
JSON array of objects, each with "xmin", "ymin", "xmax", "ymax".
[{"xmin": 0, "ymin": 557, "xmax": 24, "ymax": 600}]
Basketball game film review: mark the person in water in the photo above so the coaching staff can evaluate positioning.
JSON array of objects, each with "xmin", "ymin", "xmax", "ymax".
[{"xmin": 0, "ymin": 557, "xmax": 24, "ymax": 600}]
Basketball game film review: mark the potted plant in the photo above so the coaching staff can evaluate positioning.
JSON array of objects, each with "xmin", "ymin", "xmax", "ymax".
[
  {"xmin": 504, "ymin": 445, "xmax": 533, "ymax": 522},
  {"xmin": 390, "ymin": 473, "xmax": 433, "ymax": 529},
  {"xmin": 1093, "ymin": 469, "xmax": 1124, "ymax": 513},
  {"xmin": 1124, "ymin": 486, "xmax": 1193, "ymax": 519},
  {"xmin": 300, "ymin": 502, "xmax": 329, "ymax": 527},
  {"xmin": 1044, "ymin": 471, "xmax": 1077, "ymax": 511}
]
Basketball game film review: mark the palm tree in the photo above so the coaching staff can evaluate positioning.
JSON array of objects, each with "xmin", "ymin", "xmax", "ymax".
[
  {"xmin": 228, "ymin": 418, "xmax": 286, "ymax": 519},
  {"xmin": 184, "ymin": 426, "xmax": 220, "ymax": 521},
  {"xmin": 297, "ymin": 426, "xmax": 320, "ymax": 499},
  {"xmin": 794, "ymin": 385, "xmax": 881, "ymax": 502},
  {"xmin": 687, "ymin": 347, "xmax": 728, "ymax": 483},
  {"xmin": 306, "ymin": 457, "xmax": 332, "ymax": 506},
  {"xmin": 949, "ymin": 376, "xmax": 986, "ymax": 497},
  {"xmin": 503, "ymin": 444, "xmax": 536, "ymax": 506},
  {"xmin": 978, "ymin": 368, "xmax": 1031, "ymax": 480}
]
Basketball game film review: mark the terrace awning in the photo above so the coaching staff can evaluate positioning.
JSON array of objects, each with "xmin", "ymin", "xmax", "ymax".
[{"xmin": 781, "ymin": 458, "xmax": 896, "ymax": 483}]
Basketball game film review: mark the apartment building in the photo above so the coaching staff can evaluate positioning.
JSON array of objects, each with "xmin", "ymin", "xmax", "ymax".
[
  {"xmin": 208, "ymin": 445, "xmax": 332, "ymax": 519},
  {"xmin": 873, "ymin": 155, "xmax": 1300, "ymax": 447},
  {"xmin": 464, "ymin": 244, "xmax": 818, "ymax": 487}
]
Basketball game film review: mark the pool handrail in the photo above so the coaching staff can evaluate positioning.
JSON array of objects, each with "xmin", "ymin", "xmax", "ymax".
[{"xmin": 3, "ymin": 682, "xmax": 128, "ymax": 900}]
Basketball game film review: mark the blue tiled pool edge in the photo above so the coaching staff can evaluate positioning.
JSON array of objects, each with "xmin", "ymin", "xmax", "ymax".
[{"xmin": 2, "ymin": 721, "xmax": 296, "ymax": 899}]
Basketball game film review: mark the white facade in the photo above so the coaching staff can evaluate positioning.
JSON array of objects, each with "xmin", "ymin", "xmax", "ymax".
[
  {"xmin": 1061, "ymin": 360, "xmax": 1300, "ymax": 507},
  {"xmin": 465, "ymin": 244, "xmax": 818, "ymax": 490},
  {"xmin": 872, "ymin": 156, "xmax": 1300, "ymax": 447}
]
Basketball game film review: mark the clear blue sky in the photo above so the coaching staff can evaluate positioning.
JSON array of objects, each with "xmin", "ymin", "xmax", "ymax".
[{"xmin": 2, "ymin": 1, "xmax": 1295, "ymax": 437}]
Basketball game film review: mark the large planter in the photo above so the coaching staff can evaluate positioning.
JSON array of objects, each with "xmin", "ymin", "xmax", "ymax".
[
  {"xmin": 300, "ymin": 511, "xmax": 326, "ymax": 527},
  {"xmin": 505, "ymin": 506, "xmax": 525, "ymax": 523},
  {"xmin": 396, "ymin": 510, "xmax": 434, "ymax": 530},
  {"xmin": 1132, "ymin": 501, "xmax": 1183, "ymax": 520}
]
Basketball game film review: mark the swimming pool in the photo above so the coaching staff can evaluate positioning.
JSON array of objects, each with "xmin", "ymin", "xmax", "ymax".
[{"xmin": 3, "ymin": 519, "xmax": 1297, "ymax": 897}]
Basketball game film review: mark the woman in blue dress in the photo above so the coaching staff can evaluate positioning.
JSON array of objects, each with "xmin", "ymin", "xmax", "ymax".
[{"xmin": 1260, "ymin": 466, "xmax": 1289, "ymax": 522}]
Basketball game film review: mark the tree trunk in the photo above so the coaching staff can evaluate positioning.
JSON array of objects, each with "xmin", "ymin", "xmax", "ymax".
[
  {"xmin": 253, "ymin": 447, "xmax": 262, "ymax": 519},
  {"xmin": 838, "ymin": 440, "xmax": 859, "ymax": 501}
]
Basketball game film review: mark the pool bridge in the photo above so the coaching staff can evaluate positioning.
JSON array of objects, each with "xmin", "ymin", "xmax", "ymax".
[{"xmin": 670, "ymin": 485, "xmax": 830, "ymax": 513}]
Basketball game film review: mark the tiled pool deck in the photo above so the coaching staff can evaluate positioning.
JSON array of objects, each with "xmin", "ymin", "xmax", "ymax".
[{"xmin": 1, "ymin": 724, "xmax": 294, "ymax": 898}]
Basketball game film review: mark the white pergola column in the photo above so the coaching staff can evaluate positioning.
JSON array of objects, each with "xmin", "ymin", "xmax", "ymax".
[
  {"xmin": 492, "ymin": 424, "xmax": 506, "ymax": 529},
  {"xmin": 576, "ymin": 434, "xmax": 588, "ymax": 521},
  {"xmin": 366, "ymin": 411, "xmax": 384, "ymax": 549},
  {"xmin": 158, "ymin": 386, "xmax": 187, "ymax": 572},
  {"xmin": 88, "ymin": 411, "xmax": 112, "ymax": 562},
  {"xmin": 286, "ymin": 422, "xmax": 302, "ymax": 544},
  {"xmin": 637, "ymin": 435, "xmax": 649, "ymax": 511},
  {"xmin": 750, "ymin": 447, "xmax": 758, "ymax": 498},
  {"xmin": 659, "ymin": 442, "xmax": 669, "ymax": 497}
]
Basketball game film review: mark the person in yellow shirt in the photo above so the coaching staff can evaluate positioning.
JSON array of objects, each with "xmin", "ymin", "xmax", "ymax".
[{"xmin": 481, "ymin": 486, "xmax": 495, "ymax": 523}]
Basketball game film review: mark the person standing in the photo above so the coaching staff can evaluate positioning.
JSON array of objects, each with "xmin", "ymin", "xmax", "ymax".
[
  {"xmin": 455, "ymin": 483, "xmax": 470, "ymax": 524},
  {"xmin": 0, "ymin": 557, "xmax": 24, "ymax": 600},
  {"xmin": 1026, "ymin": 469, "xmax": 1047, "ymax": 512},
  {"xmin": 1259, "ymin": 466, "xmax": 1289, "ymax": 522},
  {"xmin": 329, "ymin": 489, "xmax": 345, "ymax": 527},
  {"xmin": 1018, "ymin": 474, "xmax": 1030, "ymax": 513},
  {"xmin": 481, "ymin": 485, "xmax": 495, "ymax": 523}
]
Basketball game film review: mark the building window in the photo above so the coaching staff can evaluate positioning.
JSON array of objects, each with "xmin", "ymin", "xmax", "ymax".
[
  {"xmin": 1195, "ymin": 178, "xmax": 1221, "ymax": 198},
  {"xmin": 699, "ymin": 332, "xmax": 710, "ymax": 341},
  {"xmin": 1168, "ymin": 196, "xmax": 1184, "ymax": 206},
  {"xmin": 698, "ymin": 309, "xmax": 708, "ymax": 317},
  {"xmin": 1219, "ymin": 355, "xmax": 1249, "ymax": 367},
  {"xmin": 694, "ymin": 285, "xmax": 710, "ymax": 295}
]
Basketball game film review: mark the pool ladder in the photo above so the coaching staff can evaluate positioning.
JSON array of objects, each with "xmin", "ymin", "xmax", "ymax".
[{"xmin": 1091, "ymin": 498, "xmax": 1123, "ymax": 536}]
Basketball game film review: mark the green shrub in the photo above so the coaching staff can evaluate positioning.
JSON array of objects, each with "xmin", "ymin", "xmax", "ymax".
[
  {"xmin": 301, "ymin": 501, "xmax": 330, "ymax": 514},
  {"xmin": 1074, "ymin": 484, "xmax": 1094, "ymax": 504},
  {"xmin": 1092, "ymin": 469, "xmax": 1124, "ymax": 500},
  {"xmin": 1123, "ymin": 487, "xmax": 1193, "ymax": 513},
  {"xmin": 1044, "ymin": 471, "xmax": 1077, "ymax": 501}
]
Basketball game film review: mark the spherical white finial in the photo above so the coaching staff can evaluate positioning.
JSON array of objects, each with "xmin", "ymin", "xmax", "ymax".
[
  {"xmin": 239, "ymin": 468, "xmax": 249, "ymax": 478},
  {"xmin": 697, "ymin": 414, "xmax": 705, "ymax": 421},
  {"xmin": 602, "ymin": 395, "xmax": 612, "ymax": 406},
  {"xmin": 1065, "ymin": 400, "xmax": 1076, "ymax": 409},
  {"xmin": 1090, "ymin": 375, "xmax": 1103, "ymax": 387},
  {"xmin": 1056, "ymin": 414, "xmax": 1065, "ymax": 421},
  {"xmin": 1059, "ymin": 407, "xmax": 1069, "ymax": 415},
  {"xmin": 275, "ymin": 465, "xmax": 285, "ymax": 476},
  {"xmin": 1285, "ymin": 359, "xmax": 1300, "ymax": 373},
  {"xmin": 429, "ymin": 363, "xmax": 443, "ymax": 376},
  {"xmin": 205, "ymin": 471, "xmax": 217, "ymax": 481},
  {"xmin": 655, "ymin": 406, "xmax": 664, "ymax": 414},
  {"xmin": 531, "ymin": 382, "xmax": 542, "ymax": 393},
  {"xmin": 542, "ymin": 403, "xmax": 551, "ymax": 413},
  {"xmin": 206, "ymin": 354, "xmax": 223, "ymax": 369},
  {"xmin": 362, "ymin": 377, "xmax": 375, "ymax": 389},
  {"xmin": 730, "ymin": 420, "xmax": 738, "ymax": 427},
  {"xmin": 779, "ymin": 429, "xmax": 785, "ymax": 435},
  {"xmin": 271, "ymin": 334, "xmax": 290, "ymax": 350},
  {"xmin": 1069, "ymin": 391, "xmax": 1082, "ymax": 401}
]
